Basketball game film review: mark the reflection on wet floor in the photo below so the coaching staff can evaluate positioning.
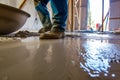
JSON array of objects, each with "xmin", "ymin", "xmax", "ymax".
[
  {"xmin": 0, "ymin": 33, "xmax": 120, "ymax": 80},
  {"xmin": 66, "ymin": 33, "xmax": 120, "ymax": 80},
  {"xmin": 79, "ymin": 38, "xmax": 120, "ymax": 78}
]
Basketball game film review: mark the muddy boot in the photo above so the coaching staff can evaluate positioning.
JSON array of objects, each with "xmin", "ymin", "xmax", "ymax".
[
  {"xmin": 40, "ymin": 31, "xmax": 65, "ymax": 39},
  {"xmin": 38, "ymin": 26, "xmax": 51, "ymax": 33}
]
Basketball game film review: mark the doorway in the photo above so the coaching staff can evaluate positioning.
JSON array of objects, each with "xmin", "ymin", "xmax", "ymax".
[{"xmin": 87, "ymin": 0, "xmax": 110, "ymax": 31}]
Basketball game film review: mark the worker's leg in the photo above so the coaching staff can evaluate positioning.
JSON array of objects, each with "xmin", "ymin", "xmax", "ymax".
[
  {"xmin": 40, "ymin": 0, "xmax": 68, "ymax": 39},
  {"xmin": 50, "ymin": 0, "xmax": 68, "ymax": 32},
  {"xmin": 34, "ymin": 0, "xmax": 52, "ymax": 33}
]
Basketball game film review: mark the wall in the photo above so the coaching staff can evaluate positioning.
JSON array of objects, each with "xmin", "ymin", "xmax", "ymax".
[
  {"xmin": 110, "ymin": 0, "xmax": 120, "ymax": 31},
  {"xmin": 67, "ymin": 0, "xmax": 88, "ymax": 31}
]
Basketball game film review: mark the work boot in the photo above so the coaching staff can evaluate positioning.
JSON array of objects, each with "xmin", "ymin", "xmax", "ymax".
[
  {"xmin": 38, "ymin": 27, "xmax": 51, "ymax": 33},
  {"xmin": 40, "ymin": 31, "xmax": 65, "ymax": 39}
]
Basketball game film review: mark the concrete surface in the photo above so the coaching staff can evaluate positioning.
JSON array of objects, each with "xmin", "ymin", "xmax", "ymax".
[{"xmin": 0, "ymin": 33, "xmax": 120, "ymax": 80}]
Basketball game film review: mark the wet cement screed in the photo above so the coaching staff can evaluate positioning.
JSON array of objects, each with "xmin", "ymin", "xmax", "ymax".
[{"xmin": 0, "ymin": 33, "xmax": 120, "ymax": 80}]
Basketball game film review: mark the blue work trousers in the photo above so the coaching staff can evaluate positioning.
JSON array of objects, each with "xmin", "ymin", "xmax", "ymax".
[{"xmin": 35, "ymin": 0, "xmax": 68, "ymax": 32}]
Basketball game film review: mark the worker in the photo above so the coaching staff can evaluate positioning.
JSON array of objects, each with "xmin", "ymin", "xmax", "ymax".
[{"xmin": 34, "ymin": 0, "xmax": 68, "ymax": 39}]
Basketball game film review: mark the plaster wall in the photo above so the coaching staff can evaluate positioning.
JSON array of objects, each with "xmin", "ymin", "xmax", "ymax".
[{"xmin": 110, "ymin": 1, "xmax": 120, "ymax": 30}]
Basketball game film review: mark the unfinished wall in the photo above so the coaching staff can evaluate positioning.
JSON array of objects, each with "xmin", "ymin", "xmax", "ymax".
[
  {"xmin": 67, "ymin": 0, "xmax": 88, "ymax": 31},
  {"xmin": 109, "ymin": 0, "xmax": 120, "ymax": 31}
]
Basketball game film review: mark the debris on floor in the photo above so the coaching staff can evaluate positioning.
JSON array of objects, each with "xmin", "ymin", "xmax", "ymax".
[{"xmin": 0, "ymin": 30, "xmax": 40, "ymax": 38}]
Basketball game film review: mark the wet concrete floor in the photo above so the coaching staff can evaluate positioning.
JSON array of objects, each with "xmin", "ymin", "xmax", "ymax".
[{"xmin": 0, "ymin": 33, "xmax": 120, "ymax": 80}]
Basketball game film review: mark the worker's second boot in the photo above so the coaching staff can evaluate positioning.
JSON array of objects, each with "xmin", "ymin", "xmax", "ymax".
[{"xmin": 38, "ymin": 26, "xmax": 51, "ymax": 33}]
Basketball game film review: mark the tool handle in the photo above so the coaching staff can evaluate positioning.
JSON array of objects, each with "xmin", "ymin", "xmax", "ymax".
[{"xmin": 19, "ymin": 0, "xmax": 27, "ymax": 9}]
